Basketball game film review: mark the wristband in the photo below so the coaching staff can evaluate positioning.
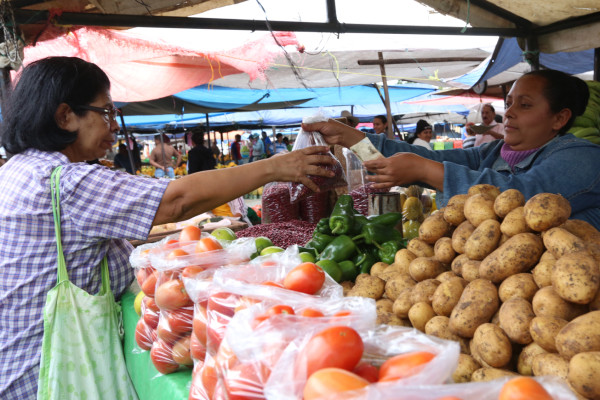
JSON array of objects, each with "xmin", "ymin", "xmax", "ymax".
[{"xmin": 349, "ymin": 137, "xmax": 384, "ymax": 161}]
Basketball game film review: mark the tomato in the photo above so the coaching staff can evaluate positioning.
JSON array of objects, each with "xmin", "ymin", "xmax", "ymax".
[
  {"xmin": 498, "ymin": 377, "xmax": 553, "ymax": 400},
  {"xmin": 208, "ymin": 292, "xmax": 237, "ymax": 318},
  {"xmin": 436, "ymin": 397, "xmax": 464, "ymax": 400},
  {"xmin": 300, "ymin": 308, "xmax": 325, "ymax": 318},
  {"xmin": 299, "ymin": 326, "xmax": 364, "ymax": 378},
  {"xmin": 224, "ymin": 362, "xmax": 270, "ymax": 400},
  {"xmin": 378, "ymin": 351, "xmax": 435, "ymax": 382},
  {"xmin": 155, "ymin": 279, "xmax": 192, "ymax": 310},
  {"xmin": 166, "ymin": 249, "xmax": 189, "ymax": 260},
  {"xmin": 136, "ymin": 267, "xmax": 152, "ymax": 288},
  {"xmin": 196, "ymin": 236, "xmax": 223, "ymax": 253},
  {"xmin": 164, "ymin": 239, "xmax": 179, "ymax": 248},
  {"xmin": 134, "ymin": 318, "xmax": 154, "ymax": 351},
  {"xmin": 142, "ymin": 295, "xmax": 160, "ymax": 313},
  {"xmin": 193, "ymin": 305, "xmax": 208, "ymax": 345},
  {"xmin": 156, "ymin": 317, "xmax": 182, "ymax": 344},
  {"xmin": 283, "ymin": 262, "xmax": 325, "ymax": 295},
  {"xmin": 172, "ymin": 335, "xmax": 193, "ymax": 366},
  {"xmin": 179, "ymin": 225, "xmax": 202, "ymax": 243},
  {"xmin": 139, "ymin": 268, "xmax": 159, "ymax": 297},
  {"xmin": 331, "ymin": 310, "xmax": 352, "ymax": 318},
  {"xmin": 353, "ymin": 361, "xmax": 379, "ymax": 383},
  {"xmin": 150, "ymin": 340, "xmax": 180, "ymax": 375},
  {"xmin": 266, "ymin": 305, "xmax": 295, "ymax": 316},
  {"xmin": 261, "ymin": 280, "xmax": 284, "ymax": 288},
  {"xmin": 166, "ymin": 307, "xmax": 194, "ymax": 334},
  {"xmin": 260, "ymin": 260, "xmax": 278, "ymax": 267},
  {"xmin": 201, "ymin": 361, "xmax": 218, "ymax": 399},
  {"xmin": 303, "ymin": 368, "xmax": 369, "ymax": 400},
  {"xmin": 142, "ymin": 308, "xmax": 159, "ymax": 330},
  {"xmin": 190, "ymin": 331, "xmax": 206, "ymax": 361},
  {"xmin": 181, "ymin": 265, "xmax": 205, "ymax": 278}
]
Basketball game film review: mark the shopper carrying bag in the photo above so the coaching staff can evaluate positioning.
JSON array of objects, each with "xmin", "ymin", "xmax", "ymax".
[{"xmin": 37, "ymin": 166, "xmax": 138, "ymax": 400}]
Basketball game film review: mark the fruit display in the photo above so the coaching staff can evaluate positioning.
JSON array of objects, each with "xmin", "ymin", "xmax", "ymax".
[
  {"xmin": 569, "ymin": 80, "xmax": 600, "ymax": 145},
  {"xmin": 342, "ymin": 183, "xmax": 600, "ymax": 399}
]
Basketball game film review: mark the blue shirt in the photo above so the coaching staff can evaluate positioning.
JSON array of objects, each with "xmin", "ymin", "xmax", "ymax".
[
  {"xmin": 368, "ymin": 133, "xmax": 600, "ymax": 229},
  {"xmin": 0, "ymin": 149, "xmax": 169, "ymax": 399}
]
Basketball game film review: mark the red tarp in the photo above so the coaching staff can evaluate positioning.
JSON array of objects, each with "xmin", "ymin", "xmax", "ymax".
[{"xmin": 22, "ymin": 26, "xmax": 298, "ymax": 102}]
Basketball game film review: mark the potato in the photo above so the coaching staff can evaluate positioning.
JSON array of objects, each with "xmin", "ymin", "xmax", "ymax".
[
  {"xmin": 552, "ymin": 253, "xmax": 600, "ymax": 304},
  {"xmin": 376, "ymin": 298, "xmax": 394, "ymax": 315},
  {"xmin": 590, "ymin": 290, "xmax": 600, "ymax": 311},
  {"xmin": 540, "ymin": 250, "xmax": 557, "ymax": 263},
  {"xmin": 471, "ymin": 367, "xmax": 518, "ymax": 382},
  {"xmin": 432, "ymin": 277, "xmax": 467, "ymax": 317},
  {"xmin": 561, "ymin": 219, "xmax": 600, "ymax": 246},
  {"xmin": 556, "ymin": 311, "xmax": 600, "ymax": 359},
  {"xmin": 443, "ymin": 194, "xmax": 469, "ymax": 226},
  {"xmin": 347, "ymin": 273, "xmax": 385, "ymax": 299},
  {"xmin": 409, "ymin": 257, "xmax": 446, "ymax": 282},
  {"xmin": 498, "ymin": 298, "xmax": 535, "ymax": 345},
  {"xmin": 419, "ymin": 211, "xmax": 452, "ymax": 244},
  {"xmin": 370, "ymin": 261, "xmax": 389, "ymax": 278},
  {"xmin": 434, "ymin": 237, "xmax": 456, "ymax": 265},
  {"xmin": 340, "ymin": 280, "xmax": 354, "ymax": 296},
  {"xmin": 393, "ymin": 249, "xmax": 417, "ymax": 275},
  {"xmin": 500, "ymin": 206, "xmax": 532, "ymax": 237},
  {"xmin": 517, "ymin": 342, "xmax": 548, "ymax": 376},
  {"xmin": 472, "ymin": 323, "xmax": 512, "ymax": 368},
  {"xmin": 449, "ymin": 279, "xmax": 499, "ymax": 338},
  {"xmin": 524, "ymin": 192, "xmax": 571, "ymax": 232},
  {"xmin": 451, "ymin": 254, "xmax": 469, "ymax": 276},
  {"xmin": 530, "ymin": 316, "xmax": 568, "ymax": 353},
  {"xmin": 436, "ymin": 270, "xmax": 459, "ymax": 283},
  {"xmin": 499, "ymin": 273, "xmax": 538, "ymax": 302},
  {"xmin": 453, "ymin": 354, "xmax": 481, "ymax": 383},
  {"xmin": 377, "ymin": 312, "xmax": 412, "ymax": 327},
  {"xmin": 569, "ymin": 352, "xmax": 600, "ymax": 400},
  {"xmin": 407, "ymin": 238, "xmax": 435, "ymax": 258},
  {"xmin": 543, "ymin": 227, "xmax": 590, "ymax": 260},
  {"xmin": 452, "ymin": 220, "xmax": 476, "ymax": 254},
  {"xmin": 378, "ymin": 265, "xmax": 404, "ymax": 282},
  {"xmin": 468, "ymin": 184, "xmax": 501, "ymax": 200},
  {"xmin": 464, "ymin": 194, "xmax": 497, "ymax": 227},
  {"xmin": 532, "ymin": 260, "xmax": 554, "ymax": 288},
  {"xmin": 384, "ymin": 273, "xmax": 416, "ymax": 301},
  {"xmin": 408, "ymin": 301, "xmax": 436, "ymax": 332},
  {"xmin": 532, "ymin": 353, "xmax": 569, "ymax": 379},
  {"xmin": 532, "ymin": 286, "xmax": 587, "ymax": 321},
  {"xmin": 410, "ymin": 279, "xmax": 441, "ymax": 305},
  {"xmin": 465, "ymin": 219, "xmax": 501, "ymax": 260},
  {"xmin": 479, "ymin": 233, "xmax": 544, "ymax": 283},
  {"xmin": 425, "ymin": 316, "xmax": 469, "ymax": 354},
  {"xmin": 392, "ymin": 288, "xmax": 413, "ymax": 318},
  {"xmin": 461, "ymin": 259, "xmax": 481, "ymax": 282},
  {"xmin": 494, "ymin": 188, "xmax": 525, "ymax": 218}
]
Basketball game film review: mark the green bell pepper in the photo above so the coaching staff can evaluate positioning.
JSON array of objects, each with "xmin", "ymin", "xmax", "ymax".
[
  {"xmin": 329, "ymin": 195, "xmax": 355, "ymax": 235},
  {"xmin": 353, "ymin": 251, "xmax": 377, "ymax": 274},
  {"xmin": 352, "ymin": 222, "xmax": 403, "ymax": 247},
  {"xmin": 368, "ymin": 212, "xmax": 403, "ymax": 227},
  {"xmin": 304, "ymin": 232, "xmax": 335, "ymax": 254},
  {"xmin": 338, "ymin": 260, "xmax": 358, "ymax": 282},
  {"xmin": 315, "ymin": 218, "xmax": 332, "ymax": 235},
  {"xmin": 318, "ymin": 234, "xmax": 357, "ymax": 263},
  {"xmin": 349, "ymin": 214, "xmax": 369, "ymax": 236},
  {"xmin": 316, "ymin": 260, "xmax": 343, "ymax": 283},
  {"xmin": 378, "ymin": 240, "xmax": 403, "ymax": 264}
]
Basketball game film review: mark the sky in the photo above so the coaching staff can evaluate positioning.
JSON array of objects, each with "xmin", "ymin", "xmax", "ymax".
[{"xmin": 131, "ymin": 0, "xmax": 498, "ymax": 53}]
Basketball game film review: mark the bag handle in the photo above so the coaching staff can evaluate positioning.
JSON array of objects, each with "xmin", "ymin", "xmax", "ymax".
[{"xmin": 50, "ymin": 167, "xmax": 110, "ymax": 292}]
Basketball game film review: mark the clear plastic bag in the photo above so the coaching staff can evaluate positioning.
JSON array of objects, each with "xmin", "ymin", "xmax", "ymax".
[
  {"xmin": 343, "ymin": 148, "xmax": 388, "ymax": 216},
  {"xmin": 262, "ymin": 181, "xmax": 300, "ymax": 223},
  {"xmin": 288, "ymin": 113, "xmax": 347, "ymax": 204}
]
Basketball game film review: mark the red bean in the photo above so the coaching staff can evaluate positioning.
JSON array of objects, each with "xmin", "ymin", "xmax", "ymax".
[{"xmin": 236, "ymin": 221, "xmax": 317, "ymax": 248}]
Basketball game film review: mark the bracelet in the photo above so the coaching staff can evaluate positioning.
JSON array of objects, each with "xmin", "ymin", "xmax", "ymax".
[{"xmin": 349, "ymin": 137, "xmax": 384, "ymax": 162}]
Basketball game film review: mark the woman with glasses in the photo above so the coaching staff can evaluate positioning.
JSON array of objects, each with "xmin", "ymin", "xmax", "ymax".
[{"xmin": 0, "ymin": 56, "xmax": 334, "ymax": 399}]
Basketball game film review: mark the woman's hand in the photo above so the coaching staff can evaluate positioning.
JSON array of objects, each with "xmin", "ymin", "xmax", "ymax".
[
  {"xmin": 269, "ymin": 145, "xmax": 335, "ymax": 192},
  {"xmin": 301, "ymin": 119, "xmax": 365, "ymax": 148},
  {"xmin": 363, "ymin": 153, "xmax": 445, "ymax": 191}
]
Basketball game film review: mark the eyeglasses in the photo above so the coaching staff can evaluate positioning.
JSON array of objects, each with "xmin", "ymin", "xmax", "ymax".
[{"xmin": 74, "ymin": 105, "xmax": 120, "ymax": 122}]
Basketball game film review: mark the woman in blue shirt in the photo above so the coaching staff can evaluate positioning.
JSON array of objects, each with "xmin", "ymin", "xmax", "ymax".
[{"xmin": 303, "ymin": 69, "xmax": 600, "ymax": 230}]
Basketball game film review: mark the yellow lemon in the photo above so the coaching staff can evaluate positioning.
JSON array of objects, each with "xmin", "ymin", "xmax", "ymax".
[{"xmin": 134, "ymin": 291, "xmax": 145, "ymax": 316}]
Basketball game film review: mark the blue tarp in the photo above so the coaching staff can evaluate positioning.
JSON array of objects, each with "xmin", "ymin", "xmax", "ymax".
[{"xmin": 447, "ymin": 37, "xmax": 594, "ymax": 89}]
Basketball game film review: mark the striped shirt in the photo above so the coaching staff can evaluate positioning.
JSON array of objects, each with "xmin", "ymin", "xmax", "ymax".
[{"xmin": 0, "ymin": 149, "xmax": 169, "ymax": 399}]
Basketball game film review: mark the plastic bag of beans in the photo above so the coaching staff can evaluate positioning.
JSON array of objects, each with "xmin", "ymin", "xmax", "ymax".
[
  {"xmin": 343, "ymin": 148, "xmax": 388, "ymax": 216},
  {"xmin": 262, "ymin": 181, "xmax": 300, "ymax": 223}
]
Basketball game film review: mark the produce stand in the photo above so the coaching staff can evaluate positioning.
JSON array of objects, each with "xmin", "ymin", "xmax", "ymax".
[
  {"xmin": 130, "ymin": 220, "xmax": 248, "ymax": 247},
  {"xmin": 122, "ymin": 290, "xmax": 192, "ymax": 400}
]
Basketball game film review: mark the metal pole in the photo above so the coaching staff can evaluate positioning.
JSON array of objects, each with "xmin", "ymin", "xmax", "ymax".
[
  {"xmin": 118, "ymin": 111, "xmax": 136, "ymax": 174},
  {"xmin": 594, "ymin": 48, "xmax": 600, "ymax": 81},
  {"xmin": 378, "ymin": 52, "xmax": 395, "ymax": 139}
]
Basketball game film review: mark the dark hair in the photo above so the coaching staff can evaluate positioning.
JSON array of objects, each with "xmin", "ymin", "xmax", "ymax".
[
  {"xmin": 276, "ymin": 133, "xmax": 283, "ymax": 139},
  {"xmin": 235, "ymin": 134, "xmax": 241, "ymax": 141},
  {"xmin": 483, "ymin": 103, "xmax": 495, "ymax": 113},
  {"xmin": 373, "ymin": 115, "xmax": 387, "ymax": 124},
  {"xmin": 415, "ymin": 119, "xmax": 432, "ymax": 135},
  {"xmin": 118, "ymin": 143, "xmax": 127, "ymax": 153},
  {"xmin": 521, "ymin": 70, "xmax": 589, "ymax": 135},
  {"xmin": 1, "ymin": 57, "xmax": 111, "ymax": 154},
  {"xmin": 191, "ymin": 130, "xmax": 205, "ymax": 146}
]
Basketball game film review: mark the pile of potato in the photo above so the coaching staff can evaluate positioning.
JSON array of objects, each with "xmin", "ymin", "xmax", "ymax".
[{"xmin": 341, "ymin": 185, "xmax": 600, "ymax": 400}]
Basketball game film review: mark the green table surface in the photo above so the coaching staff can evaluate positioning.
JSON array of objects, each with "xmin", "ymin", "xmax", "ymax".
[{"xmin": 122, "ymin": 291, "xmax": 192, "ymax": 400}]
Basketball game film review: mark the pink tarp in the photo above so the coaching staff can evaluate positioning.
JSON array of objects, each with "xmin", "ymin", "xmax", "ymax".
[{"xmin": 22, "ymin": 26, "xmax": 298, "ymax": 102}]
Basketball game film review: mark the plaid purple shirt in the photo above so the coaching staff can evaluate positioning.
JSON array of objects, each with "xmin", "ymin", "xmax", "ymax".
[{"xmin": 0, "ymin": 149, "xmax": 169, "ymax": 399}]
